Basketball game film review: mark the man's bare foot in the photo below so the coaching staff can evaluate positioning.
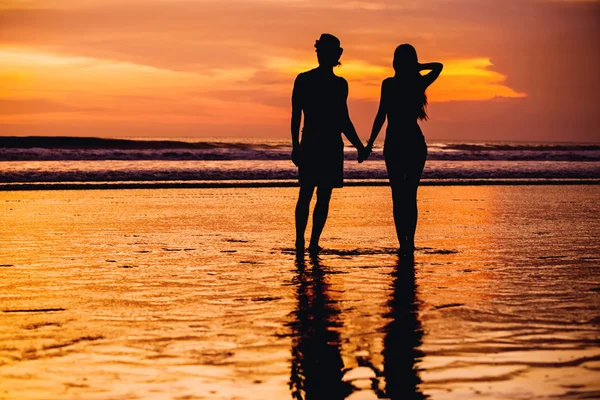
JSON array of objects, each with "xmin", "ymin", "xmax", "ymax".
[
  {"xmin": 308, "ymin": 243, "xmax": 322, "ymax": 256},
  {"xmin": 295, "ymin": 239, "xmax": 305, "ymax": 253}
]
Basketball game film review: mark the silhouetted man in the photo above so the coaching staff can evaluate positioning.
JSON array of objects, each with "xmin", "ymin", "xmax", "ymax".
[{"xmin": 291, "ymin": 33, "xmax": 365, "ymax": 255}]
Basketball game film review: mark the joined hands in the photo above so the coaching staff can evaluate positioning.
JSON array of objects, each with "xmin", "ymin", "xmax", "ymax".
[{"xmin": 357, "ymin": 142, "xmax": 373, "ymax": 163}]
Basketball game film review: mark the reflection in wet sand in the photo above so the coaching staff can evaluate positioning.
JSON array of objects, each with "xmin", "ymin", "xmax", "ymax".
[
  {"xmin": 380, "ymin": 255, "xmax": 427, "ymax": 399},
  {"xmin": 288, "ymin": 255, "xmax": 354, "ymax": 399},
  {"xmin": 288, "ymin": 254, "xmax": 427, "ymax": 399},
  {"xmin": 1, "ymin": 187, "xmax": 598, "ymax": 399}
]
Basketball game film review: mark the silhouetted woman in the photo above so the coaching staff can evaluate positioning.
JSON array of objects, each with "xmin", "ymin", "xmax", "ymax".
[
  {"xmin": 364, "ymin": 44, "xmax": 442, "ymax": 254},
  {"xmin": 291, "ymin": 34, "xmax": 365, "ymax": 254}
]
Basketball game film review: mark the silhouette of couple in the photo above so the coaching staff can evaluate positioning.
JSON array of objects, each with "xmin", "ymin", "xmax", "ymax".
[{"xmin": 292, "ymin": 34, "xmax": 443, "ymax": 256}]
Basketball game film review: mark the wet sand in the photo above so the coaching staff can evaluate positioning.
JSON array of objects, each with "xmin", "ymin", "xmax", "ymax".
[{"xmin": 1, "ymin": 186, "xmax": 599, "ymax": 399}]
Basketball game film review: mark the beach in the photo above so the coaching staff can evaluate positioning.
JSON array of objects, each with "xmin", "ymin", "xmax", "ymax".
[{"xmin": 1, "ymin": 185, "xmax": 599, "ymax": 399}]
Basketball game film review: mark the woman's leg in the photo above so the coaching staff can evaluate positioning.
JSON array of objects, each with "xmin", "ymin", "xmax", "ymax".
[
  {"xmin": 386, "ymin": 155, "xmax": 409, "ymax": 250},
  {"xmin": 403, "ymin": 182, "xmax": 419, "ymax": 251},
  {"xmin": 295, "ymin": 185, "xmax": 315, "ymax": 250},
  {"xmin": 404, "ymin": 146, "xmax": 426, "ymax": 250},
  {"xmin": 309, "ymin": 186, "xmax": 333, "ymax": 252},
  {"xmin": 390, "ymin": 181, "xmax": 408, "ymax": 250}
]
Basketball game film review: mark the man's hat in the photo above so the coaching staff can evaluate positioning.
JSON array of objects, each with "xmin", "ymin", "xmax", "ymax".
[{"xmin": 315, "ymin": 33, "xmax": 343, "ymax": 53}]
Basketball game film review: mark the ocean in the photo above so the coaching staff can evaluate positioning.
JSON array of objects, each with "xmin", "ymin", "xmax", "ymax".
[{"xmin": 1, "ymin": 136, "xmax": 599, "ymax": 189}]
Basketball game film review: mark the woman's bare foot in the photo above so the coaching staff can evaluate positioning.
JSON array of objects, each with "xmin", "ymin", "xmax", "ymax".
[{"xmin": 398, "ymin": 239, "xmax": 415, "ymax": 256}]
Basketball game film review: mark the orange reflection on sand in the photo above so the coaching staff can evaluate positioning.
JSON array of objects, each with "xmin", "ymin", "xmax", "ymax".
[{"xmin": 0, "ymin": 187, "xmax": 599, "ymax": 399}]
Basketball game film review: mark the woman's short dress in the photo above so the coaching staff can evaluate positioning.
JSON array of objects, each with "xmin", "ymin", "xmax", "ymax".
[
  {"xmin": 381, "ymin": 77, "xmax": 429, "ymax": 184},
  {"xmin": 384, "ymin": 123, "xmax": 428, "ymax": 184}
]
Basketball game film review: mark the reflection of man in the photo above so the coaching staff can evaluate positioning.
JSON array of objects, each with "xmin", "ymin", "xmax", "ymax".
[
  {"xmin": 291, "ymin": 33, "xmax": 366, "ymax": 255},
  {"xmin": 288, "ymin": 257, "xmax": 353, "ymax": 399}
]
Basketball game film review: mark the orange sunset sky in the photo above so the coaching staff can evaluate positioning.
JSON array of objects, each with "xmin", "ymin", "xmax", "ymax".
[{"xmin": 1, "ymin": 0, "xmax": 598, "ymax": 142}]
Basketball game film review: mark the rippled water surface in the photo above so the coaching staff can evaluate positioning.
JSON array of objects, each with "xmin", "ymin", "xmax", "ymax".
[{"xmin": 1, "ymin": 186, "xmax": 599, "ymax": 399}]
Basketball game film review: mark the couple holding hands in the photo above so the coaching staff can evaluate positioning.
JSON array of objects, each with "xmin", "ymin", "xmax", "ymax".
[{"xmin": 291, "ymin": 33, "xmax": 443, "ymax": 256}]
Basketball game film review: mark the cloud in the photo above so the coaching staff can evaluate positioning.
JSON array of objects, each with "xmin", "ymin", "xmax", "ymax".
[
  {"xmin": 0, "ymin": 98, "xmax": 98, "ymax": 115},
  {"xmin": 0, "ymin": 0, "xmax": 598, "ymax": 140}
]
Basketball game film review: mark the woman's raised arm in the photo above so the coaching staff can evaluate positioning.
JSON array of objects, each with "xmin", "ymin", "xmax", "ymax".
[{"xmin": 419, "ymin": 62, "xmax": 443, "ymax": 88}]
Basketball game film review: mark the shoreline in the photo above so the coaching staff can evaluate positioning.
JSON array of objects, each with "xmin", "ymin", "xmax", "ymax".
[{"xmin": 2, "ymin": 178, "xmax": 600, "ymax": 191}]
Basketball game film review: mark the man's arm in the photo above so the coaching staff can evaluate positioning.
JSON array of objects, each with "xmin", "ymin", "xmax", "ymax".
[
  {"xmin": 291, "ymin": 75, "xmax": 302, "ymax": 147},
  {"xmin": 291, "ymin": 75, "xmax": 303, "ymax": 166},
  {"xmin": 340, "ymin": 80, "xmax": 365, "ymax": 153}
]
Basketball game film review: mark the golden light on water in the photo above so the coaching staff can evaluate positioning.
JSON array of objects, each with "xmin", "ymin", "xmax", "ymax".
[{"xmin": 1, "ymin": 187, "xmax": 599, "ymax": 398}]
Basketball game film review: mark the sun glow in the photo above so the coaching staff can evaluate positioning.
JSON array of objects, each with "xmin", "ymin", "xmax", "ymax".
[
  {"xmin": 268, "ymin": 56, "xmax": 525, "ymax": 101},
  {"xmin": 0, "ymin": 47, "xmax": 525, "ymax": 134}
]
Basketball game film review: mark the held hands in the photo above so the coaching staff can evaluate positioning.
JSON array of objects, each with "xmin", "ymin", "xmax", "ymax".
[
  {"xmin": 293, "ymin": 141, "xmax": 371, "ymax": 165},
  {"xmin": 357, "ymin": 141, "xmax": 373, "ymax": 163}
]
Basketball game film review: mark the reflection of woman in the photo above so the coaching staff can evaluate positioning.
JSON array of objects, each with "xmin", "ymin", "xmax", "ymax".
[
  {"xmin": 380, "ymin": 255, "xmax": 427, "ymax": 399},
  {"xmin": 291, "ymin": 33, "xmax": 365, "ymax": 255},
  {"xmin": 364, "ymin": 44, "xmax": 443, "ymax": 254},
  {"xmin": 288, "ymin": 256, "xmax": 354, "ymax": 399}
]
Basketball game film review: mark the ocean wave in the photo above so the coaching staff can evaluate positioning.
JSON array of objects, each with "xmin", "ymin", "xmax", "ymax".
[
  {"xmin": 1, "ymin": 160, "xmax": 599, "ymax": 183},
  {"xmin": 1, "ymin": 137, "xmax": 599, "ymax": 162},
  {"xmin": 1, "ymin": 147, "xmax": 599, "ymax": 162}
]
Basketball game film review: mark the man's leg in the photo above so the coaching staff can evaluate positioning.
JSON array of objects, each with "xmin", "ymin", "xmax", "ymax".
[
  {"xmin": 308, "ymin": 186, "xmax": 333, "ymax": 253},
  {"xmin": 295, "ymin": 185, "xmax": 315, "ymax": 251}
]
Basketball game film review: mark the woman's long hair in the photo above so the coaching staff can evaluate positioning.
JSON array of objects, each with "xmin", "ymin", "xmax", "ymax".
[{"xmin": 393, "ymin": 44, "xmax": 428, "ymax": 121}]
